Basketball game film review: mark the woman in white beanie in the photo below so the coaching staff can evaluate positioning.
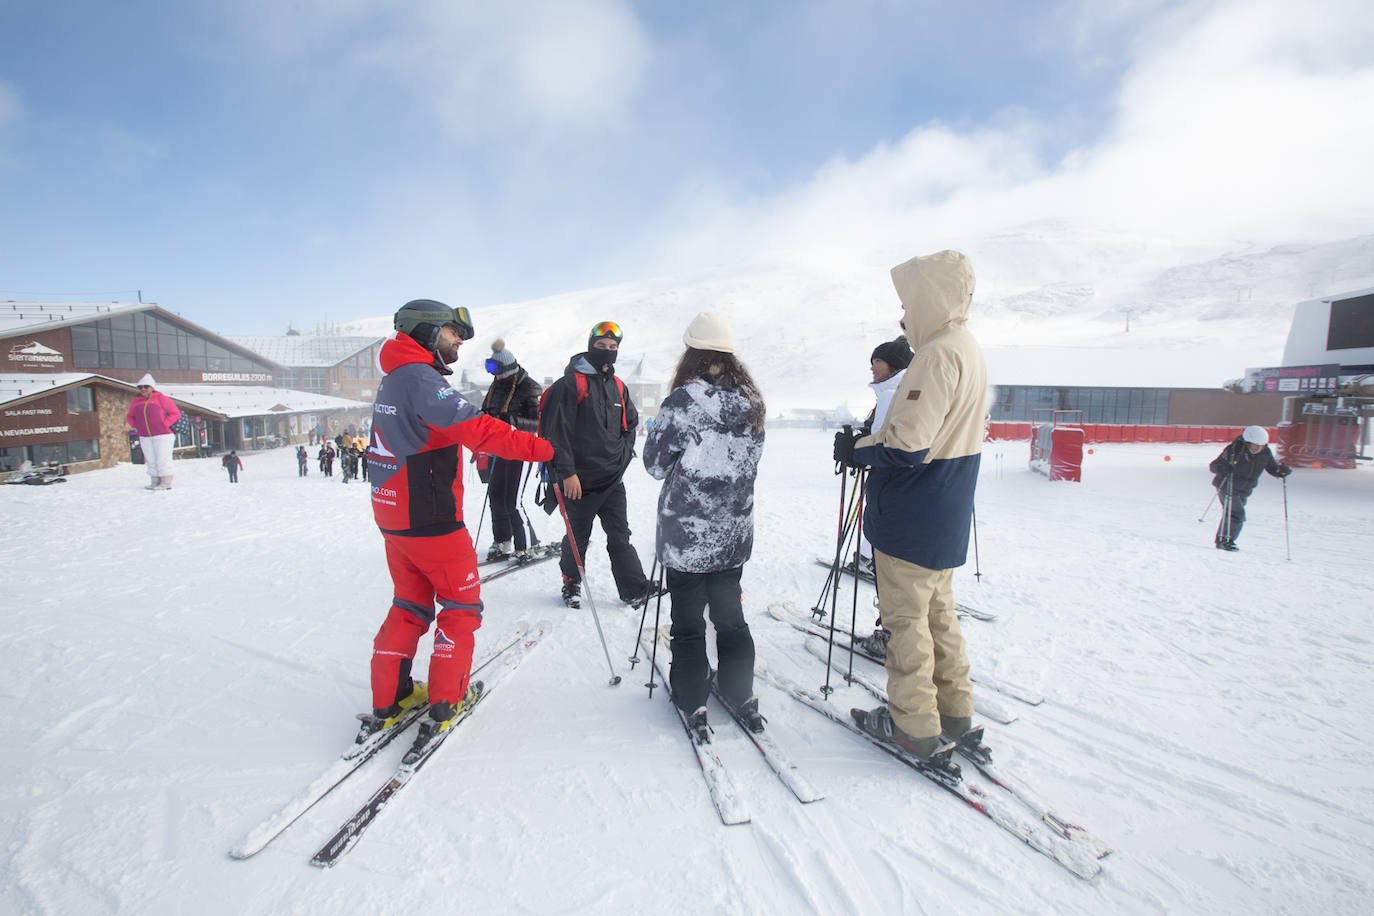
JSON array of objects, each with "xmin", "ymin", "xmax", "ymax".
[
  {"xmin": 125, "ymin": 374, "xmax": 182, "ymax": 490},
  {"xmin": 643, "ymin": 311, "xmax": 767, "ymax": 737}
]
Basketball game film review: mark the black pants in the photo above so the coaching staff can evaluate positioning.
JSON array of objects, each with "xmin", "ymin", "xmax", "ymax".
[
  {"xmin": 558, "ymin": 479, "xmax": 647, "ymax": 600},
  {"xmin": 1216, "ymin": 485, "xmax": 1249, "ymax": 544},
  {"xmin": 488, "ymin": 458, "xmax": 529, "ymax": 550},
  {"xmin": 667, "ymin": 566, "xmax": 753, "ymax": 713}
]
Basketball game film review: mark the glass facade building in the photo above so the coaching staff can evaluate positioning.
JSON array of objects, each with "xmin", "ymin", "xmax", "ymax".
[{"xmin": 990, "ymin": 386, "xmax": 1172, "ymax": 425}]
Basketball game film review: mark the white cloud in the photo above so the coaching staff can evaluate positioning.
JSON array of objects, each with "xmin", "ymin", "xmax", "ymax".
[{"xmin": 635, "ymin": 0, "xmax": 1374, "ymax": 280}]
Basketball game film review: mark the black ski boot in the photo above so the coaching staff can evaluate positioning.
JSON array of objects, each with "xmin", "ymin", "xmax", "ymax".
[
  {"xmin": 561, "ymin": 577, "xmax": 581, "ymax": 609},
  {"xmin": 851, "ymin": 705, "xmax": 959, "ymax": 773},
  {"xmin": 941, "ymin": 717, "xmax": 991, "ymax": 765},
  {"xmin": 685, "ymin": 706, "xmax": 712, "ymax": 744},
  {"xmin": 624, "ymin": 579, "xmax": 663, "ymax": 609},
  {"xmin": 737, "ymin": 696, "xmax": 766, "ymax": 734}
]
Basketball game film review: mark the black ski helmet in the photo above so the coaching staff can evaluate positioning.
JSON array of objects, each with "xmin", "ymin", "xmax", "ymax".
[{"xmin": 394, "ymin": 299, "xmax": 475, "ymax": 349}]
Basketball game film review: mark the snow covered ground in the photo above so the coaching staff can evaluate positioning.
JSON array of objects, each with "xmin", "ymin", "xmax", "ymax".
[{"xmin": 2, "ymin": 431, "xmax": 1372, "ymax": 915}]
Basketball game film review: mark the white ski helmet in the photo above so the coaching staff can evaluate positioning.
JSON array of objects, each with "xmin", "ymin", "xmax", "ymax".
[{"xmin": 1242, "ymin": 425, "xmax": 1268, "ymax": 445}]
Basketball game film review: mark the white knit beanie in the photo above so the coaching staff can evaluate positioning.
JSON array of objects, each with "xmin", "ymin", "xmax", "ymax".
[
  {"xmin": 683, "ymin": 311, "xmax": 735, "ymax": 354},
  {"xmin": 136, "ymin": 373, "xmax": 156, "ymax": 387},
  {"xmin": 1242, "ymin": 425, "xmax": 1268, "ymax": 445}
]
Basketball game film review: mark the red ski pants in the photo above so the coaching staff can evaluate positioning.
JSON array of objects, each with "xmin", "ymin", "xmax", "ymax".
[{"xmin": 372, "ymin": 528, "xmax": 483, "ymax": 709}]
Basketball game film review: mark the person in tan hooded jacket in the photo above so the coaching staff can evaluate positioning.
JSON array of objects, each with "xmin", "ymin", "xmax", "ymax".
[{"xmin": 837, "ymin": 249, "xmax": 986, "ymax": 762}]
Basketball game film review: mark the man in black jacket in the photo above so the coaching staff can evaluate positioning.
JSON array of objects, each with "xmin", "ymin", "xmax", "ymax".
[
  {"xmin": 1209, "ymin": 425, "xmax": 1291, "ymax": 551},
  {"xmin": 539, "ymin": 320, "xmax": 654, "ymax": 607}
]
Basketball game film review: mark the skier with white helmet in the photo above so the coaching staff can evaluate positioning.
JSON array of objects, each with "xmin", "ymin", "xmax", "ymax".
[{"xmin": 1208, "ymin": 425, "xmax": 1291, "ymax": 551}]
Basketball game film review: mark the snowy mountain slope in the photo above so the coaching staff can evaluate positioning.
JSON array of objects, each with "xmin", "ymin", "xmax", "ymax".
[
  {"xmin": 2, "ymin": 433, "xmax": 1371, "ymax": 915},
  {"xmin": 338, "ymin": 229, "xmax": 1374, "ymax": 407}
]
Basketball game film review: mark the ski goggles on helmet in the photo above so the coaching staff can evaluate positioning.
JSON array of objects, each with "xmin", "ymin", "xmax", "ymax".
[
  {"xmin": 445, "ymin": 306, "xmax": 475, "ymax": 340},
  {"xmin": 589, "ymin": 320, "xmax": 623, "ymax": 342}
]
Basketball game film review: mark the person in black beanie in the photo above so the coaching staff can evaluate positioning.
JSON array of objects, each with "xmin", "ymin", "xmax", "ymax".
[
  {"xmin": 480, "ymin": 339, "xmax": 543, "ymax": 561},
  {"xmin": 849, "ymin": 335, "xmax": 916, "ymax": 585}
]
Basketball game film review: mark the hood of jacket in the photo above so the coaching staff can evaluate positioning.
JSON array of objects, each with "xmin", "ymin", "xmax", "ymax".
[
  {"xmin": 379, "ymin": 331, "xmax": 450, "ymax": 376},
  {"xmin": 890, "ymin": 249, "xmax": 976, "ymax": 350}
]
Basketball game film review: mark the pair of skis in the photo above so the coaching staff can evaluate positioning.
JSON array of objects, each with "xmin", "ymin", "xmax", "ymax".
[
  {"xmin": 638, "ymin": 628, "xmax": 823, "ymax": 826},
  {"xmin": 478, "ymin": 543, "xmax": 561, "ymax": 584},
  {"xmin": 229, "ymin": 622, "xmax": 549, "ymax": 866}
]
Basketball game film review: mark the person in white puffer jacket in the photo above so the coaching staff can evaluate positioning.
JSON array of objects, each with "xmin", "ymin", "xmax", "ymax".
[{"xmin": 853, "ymin": 336, "xmax": 913, "ymax": 576}]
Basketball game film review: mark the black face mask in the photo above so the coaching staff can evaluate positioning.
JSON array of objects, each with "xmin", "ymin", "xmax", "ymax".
[{"xmin": 586, "ymin": 347, "xmax": 618, "ymax": 369}]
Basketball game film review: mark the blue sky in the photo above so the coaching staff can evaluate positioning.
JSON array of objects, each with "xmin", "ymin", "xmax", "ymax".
[{"xmin": 2, "ymin": 0, "xmax": 1372, "ymax": 334}]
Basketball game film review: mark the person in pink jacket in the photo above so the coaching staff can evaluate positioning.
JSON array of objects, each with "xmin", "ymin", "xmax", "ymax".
[{"xmin": 126, "ymin": 373, "xmax": 182, "ymax": 490}]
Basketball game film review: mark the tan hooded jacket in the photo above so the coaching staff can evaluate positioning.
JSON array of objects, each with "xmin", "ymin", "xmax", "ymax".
[{"xmin": 853, "ymin": 250, "xmax": 987, "ymax": 569}]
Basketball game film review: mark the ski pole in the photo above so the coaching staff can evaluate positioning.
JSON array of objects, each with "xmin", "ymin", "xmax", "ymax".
[
  {"xmin": 1282, "ymin": 476, "xmax": 1291, "ymax": 561},
  {"xmin": 554, "ymin": 483, "xmax": 622, "ymax": 686},
  {"xmin": 628, "ymin": 556, "xmax": 658, "ymax": 667},
  {"xmin": 473, "ymin": 485, "xmax": 491, "ymax": 554},
  {"xmin": 644, "ymin": 565, "xmax": 667, "ymax": 698},
  {"xmin": 971, "ymin": 504, "xmax": 982, "ymax": 583},
  {"xmin": 1197, "ymin": 492, "xmax": 1216, "ymax": 524}
]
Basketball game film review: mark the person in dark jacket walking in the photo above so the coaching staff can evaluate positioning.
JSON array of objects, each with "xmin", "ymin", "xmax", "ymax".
[
  {"xmin": 539, "ymin": 320, "xmax": 654, "ymax": 608},
  {"xmin": 359, "ymin": 300, "xmax": 554, "ymax": 757},
  {"xmin": 480, "ymin": 340, "xmax": 543, "ymax": 561},
  {"xmin": 643, "ymin": 312, "xmax": 767, "ymax": 735},
  {"xmin": 221, "ymin": 450, "xmax": 243, "ymax": 483},
  {"xmin": 1209, "ymin": 425, "xmax": 1291, "ymax": 550},
  {"xmin": 297, "ymin": 445, "xmax": 309, "ymax": 477}
]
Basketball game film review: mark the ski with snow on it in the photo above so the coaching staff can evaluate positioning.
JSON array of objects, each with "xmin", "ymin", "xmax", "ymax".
[
  {"xmin": 227, "ymin": 622, "xmax": 532, "ymax": 860},
  {"xmin": 755, "ymin": 661, "xmax": 1101, "ymax": 881},
  {"xmin": 308, "ymin": 623, "xmax": 550, "ymax": 867},
  {"xmin": 800, "ymin": 636, "xmax": 1106, "ymax": 857},
  {"xmin": 639, "ymin": 629, "xmax": 750, "ymax": 826},
  {"xmin": 657, "ymin": 627, "xmax": 825, "ymax": 805},
  {"xmin": 480, "ymin": 544, "xmax": 561, "ymax": 584},
  {"xmin": 802, "ymin": 635, "xmax": 1017, "ymax": 725},
  {"xmin": 813, "ymin": 558, "xmax": 998, "ymax": 622},
  {"xmin": 769, "ymin": 601, "xmax": 1043, "ymax": 706}
]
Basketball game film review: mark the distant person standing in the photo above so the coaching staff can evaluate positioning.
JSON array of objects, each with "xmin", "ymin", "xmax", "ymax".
[
  {"xmin": 835, "ymin": 249, "xmax": 986, "ymax": 765},
  {"xmin": 1209, "ymin": 426, "xmax": 1291, "ymax": 551},
  {"xmin": 539, "ymin": 320, "xmax": 656, "ymax": 609},
  {"xmin": 479, "ymin": 339, "xmax": 543, "ymax": 561},
  {"xmin": 126, "ymin": 374, "xmax": 181, "ymax": 490},
  {"xmin": 222, "ymin": 450, "xmax": 243, "ymax": 483},
  {"xmin": 297, "ymin": 445, "xmax": 309, "ymax": 477}
]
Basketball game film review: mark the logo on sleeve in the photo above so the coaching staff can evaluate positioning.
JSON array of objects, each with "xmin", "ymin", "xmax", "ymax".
[{"xmin": 907, "ymin": 390, "xmax": 921, "ymax": 401}]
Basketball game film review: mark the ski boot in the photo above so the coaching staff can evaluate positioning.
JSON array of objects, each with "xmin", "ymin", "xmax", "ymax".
[
  {"xmin": 941, "ymin": 716, "xmax": 991, "ymax": 765},
  {"xmin": 736, "ymin": 696, "xmax": 766, "ymax": 734},
  {"xmin": 685, "ymin": 706, "xmax": 712, "ymax": 745},
  {"xmin": 856, "ymin": 627, "xmax": 892, "ymax": 659},
  {"xmin": 851, "ymin": 706, "xmax": 959, "ymax": 771},
  {"xmin": 352, "ymin": 681, "xmax": 429, "ymax": 749},
  {"xmin": 624, "ymin": 579, "xmax": 663, "ymax": 609},
  {"xmin": 561, "ymin": 577, "xmax": 581, "ymax": 609},
  {"xmin": 486, "ymin": 541, "xmax": 515, "ymax": 562},
  {"xmin": 402, "ymin": 681, "xmax": 482, "ymax": 765}
]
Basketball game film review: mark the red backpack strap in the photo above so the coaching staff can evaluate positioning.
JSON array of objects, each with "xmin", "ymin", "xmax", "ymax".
[{"xmin": 614, "ymin": 377, "xmax": 627, "ymax": 431}]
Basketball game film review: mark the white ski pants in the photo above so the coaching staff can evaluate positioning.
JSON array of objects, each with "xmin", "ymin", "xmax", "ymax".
[{"xmin": 140, "ymin": 434, "xmax": 175, "ymax": 479}]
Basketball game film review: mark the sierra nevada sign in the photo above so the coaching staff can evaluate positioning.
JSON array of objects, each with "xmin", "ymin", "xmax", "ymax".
[{"xmin": 7, "ymin": 341, "xmax": 65, "ymax": 365}]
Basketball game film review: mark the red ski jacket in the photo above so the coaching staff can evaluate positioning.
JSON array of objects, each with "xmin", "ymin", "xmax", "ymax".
[{"xmin": 367, "ymin": 333, "xmax": 554, "ymax": 536}]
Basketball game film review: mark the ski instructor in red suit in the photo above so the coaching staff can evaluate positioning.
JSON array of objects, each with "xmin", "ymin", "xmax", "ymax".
[{"xmin": 359, "ymin": 300, "xmax": 555, "ymax": 757}]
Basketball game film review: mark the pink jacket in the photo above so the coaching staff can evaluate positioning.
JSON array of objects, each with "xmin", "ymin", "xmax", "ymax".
[{"xmin": 126, "ymin": 391, "xmax": 182, "ymax": 437}]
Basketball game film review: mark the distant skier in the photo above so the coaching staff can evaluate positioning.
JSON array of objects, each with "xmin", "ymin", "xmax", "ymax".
[
  {"xmin": 834, "ymin": 249, "xmax": 985, "ymax": 763},
  {"xmin": 479, "ymin": 339, "xmax": 542, "ymax": 561},
  {"xmin": 358, "ymin": 300, "xmax": 553, "ymax": 760},
  {"xmin": 221, "ymin": 450, "xmax": 243, "ymax": 483},
  {"xmin": 643, "ymin": 312, "xmax": 767, "ymax": 737},
  {"xmin": 1209, "ymin": 426, "xmax": 1291, "ymax": 551},
  {"xmin": 297, "ymin": 445, "xmax": 309, "ymax": 477},
  {"xmin": 126, "ymin": 374, "xmax": 182, "ymax": 490}
]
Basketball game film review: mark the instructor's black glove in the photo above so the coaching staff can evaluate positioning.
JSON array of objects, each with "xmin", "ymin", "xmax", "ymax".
[
  {"xmin": 1277, "ymin": 463, "xmax": 1292, "ymax": 477},
  {"xmin": 833, "ymin": 426, "xmax": 861, "ymax": 468}
]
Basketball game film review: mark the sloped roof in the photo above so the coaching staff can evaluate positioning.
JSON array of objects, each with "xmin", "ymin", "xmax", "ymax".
[
  {"xmin": 154, "ymin": 384, "xmax": 368, "ymax": 419},
  {"xmin": 0, "ymin": 372, "xmax": 227, "ymax": 418},
  {"xmin": 0, "ymin": 302, "xmax": 152, "ymax": 340},
  {"xmin": 227, "ymin": 335, "xmax": 382, "ymax": 368}
]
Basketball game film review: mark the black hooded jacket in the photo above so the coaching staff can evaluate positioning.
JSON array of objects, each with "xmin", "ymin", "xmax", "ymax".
[
  {"xmin": 1209, "ymin": 436, "xmax": 1284, "ymax": 499},
  {"xmin": 481, "ymin": 368, "xmax": 542, "ymax": 433},
  {"xmin": 539, "ymin": 354, "xmax": 638, "ymax": 491}
]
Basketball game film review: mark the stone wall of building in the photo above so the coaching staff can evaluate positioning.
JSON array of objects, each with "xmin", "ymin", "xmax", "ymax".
[{"xmin": 97, "ymin": 389, "xmax": 137, "ymax": 468}]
